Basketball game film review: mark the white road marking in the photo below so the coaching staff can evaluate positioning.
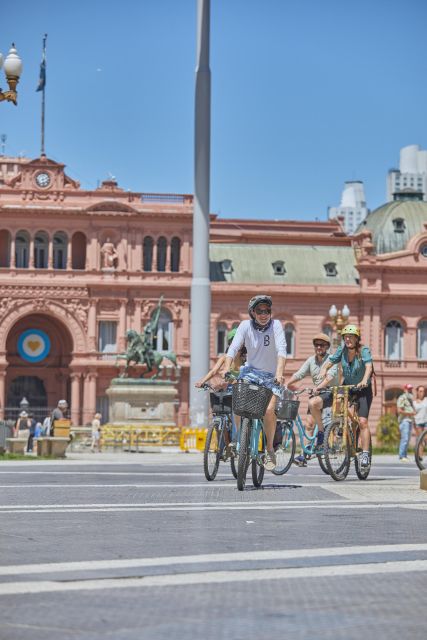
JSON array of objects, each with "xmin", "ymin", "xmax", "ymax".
[
  {"xmin": 0, "ymin": 499, "xmax": 346, "ymax": 509},
  {"xmin": 0, "ymin": 560, "xmax": 426, "ymax": 596},
  {"xmin": 0, "ymin": 479, "xmax": 415, "ymax": 489},
  {"xmin": 1, "ymin": 543, "xmax": 427, "ymax": 576},
  {"xmin": 0, "ymin": 471, "xmax": 235, "ymax": 477},
  {"xmin": 0, "ymin": 501, "xmax": 425, "ymax": 514}
]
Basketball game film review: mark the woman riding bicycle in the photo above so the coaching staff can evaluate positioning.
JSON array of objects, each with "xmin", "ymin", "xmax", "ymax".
[
  {"xmin": 222, "ymin": 295, "xmax": 287, "ymax": 471},
  {"xmin": 195, "ymin": 328, "xmax": 246, "ymax": 390},
  {"xmin": 319, "ymin": 324, "xmax": 373, "ymax": 468}
]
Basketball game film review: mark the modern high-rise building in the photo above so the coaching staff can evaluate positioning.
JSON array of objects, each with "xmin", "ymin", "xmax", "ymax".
[
  {"xmin": 387, "ymin": 144, "xmax": 427, "ymax": 202},
  {"xmin": 328, "ymin": 180, "xmax": 369, "ymax": 234}
]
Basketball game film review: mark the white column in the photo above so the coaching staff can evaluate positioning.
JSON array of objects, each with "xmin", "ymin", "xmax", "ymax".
[{"xmin": 189, "ymin": 0, "xmax": 211, "ymax": 426}]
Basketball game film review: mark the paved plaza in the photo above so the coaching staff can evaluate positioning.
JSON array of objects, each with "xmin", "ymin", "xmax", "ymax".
[{"xmin": 0, "ymin": 452, "xmax": 425, "ymax": 639}]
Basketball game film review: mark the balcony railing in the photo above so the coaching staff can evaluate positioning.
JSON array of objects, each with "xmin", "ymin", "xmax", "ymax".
[{"xmin": 141, "ymin": 193, "xmax": 193, "ymax": 204}]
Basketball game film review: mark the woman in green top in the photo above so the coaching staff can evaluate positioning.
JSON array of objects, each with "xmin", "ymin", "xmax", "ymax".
[
  {"xmin": 195, "ymin": 328, "xmax": 246, "ymax": 390},
  {"xmin": 320, "ymin": 324, "xmax": 373, "ymax": 469}
]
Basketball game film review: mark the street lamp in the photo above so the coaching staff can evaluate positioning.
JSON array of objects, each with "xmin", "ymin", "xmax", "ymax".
[
  {"xmin": 328, "ymin": 304, "xmax": 350, "ymax": 346},
  {"xmin": 0, "ymin": 44, "xmax": 23, "ymax": 105},
  {"xmin": 19, "ymin": 396, "xmax": 30, "ymax": 413}
]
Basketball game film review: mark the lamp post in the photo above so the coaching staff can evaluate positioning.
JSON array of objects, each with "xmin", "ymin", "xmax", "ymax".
[
  {"xmin": 328, "ymin": 304, "xmax": 350, "ymax": 347},
  {"xmin": 0, "ymin": 44, "xmax": 23, "ymax": 105},
  {"xmin": 19, "ymin": 396, "xmax": 30, "ymax": 413}
]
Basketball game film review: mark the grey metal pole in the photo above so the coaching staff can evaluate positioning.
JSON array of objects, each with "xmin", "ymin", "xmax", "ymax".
[{"xmin": 189, "ymin": 0, "xmax": 211, "ymax": 427}]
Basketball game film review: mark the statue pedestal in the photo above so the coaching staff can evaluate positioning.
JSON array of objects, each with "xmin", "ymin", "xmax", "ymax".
[{"xmin": 106, "ymin": 378, "xmax": 177, "ymax": 426}]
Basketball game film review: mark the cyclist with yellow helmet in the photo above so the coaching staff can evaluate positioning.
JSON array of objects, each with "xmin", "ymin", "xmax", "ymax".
[{"xmin": 320, "ymin": 324, "xmax": 373, "ymax": 468}]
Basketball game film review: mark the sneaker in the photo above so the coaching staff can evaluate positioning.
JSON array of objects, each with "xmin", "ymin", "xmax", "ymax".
[
  {"xmin": 399, "ymin": 456, "xmax": 410, "ymax": 463},
  {"xmin": 293, "ymin": 454, "xmax": 307, "ymax": 467},
  {"xmin": 264, "ymin": 450, "xmax": 276, "ymax": 471},
  {"xmin": 228, "ymin": 442, "xmax": 237, "ymax": 458},
  {"xmin": 360, "ymin": 452, "xmax": 370, "ymax": 468},
  {"xmin": 316, "ymin": 431, "xmax": 324, "ymax": 446}
]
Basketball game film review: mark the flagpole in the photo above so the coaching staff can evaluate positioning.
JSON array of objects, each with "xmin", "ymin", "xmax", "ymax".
[
  {"xmin": 41, "ymin": 81, "xmax": 45, "ymax": 156},
  {"xmin": 37, "ymin": 34, "xmax": 47, "ymax": 157}
]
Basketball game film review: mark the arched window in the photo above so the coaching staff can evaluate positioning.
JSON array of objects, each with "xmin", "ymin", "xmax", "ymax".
[
  {"xmin": 216, "ymin": 323, "xmax": 227, "ymax": 355},
  {"xmin": 143, "ymin": 236, "xmax": 153, "ymax": 272},
  {"xmin": 417, "ymin": 320, "xmax": 427, "ymax": 360},
  {"xmin": 385, "ymin": 320, "xmax": 403, "ymax": 360},
  {"xmin": 157, "ymin": 237, "xmax": 167, "ymax": 272},
  {"xmin": 153, "ymin": 308, "xmax": 174, "ymax": 352},
  {"xmin": 71, "ymin": 232, "xmax": 87, "ymax": 270},
  {"xmin": 15, "ymin": 231, "xmax": 30, "ymax": 268},
  {"xmin": 0, "ymin": 230, "xmax": 11, "ymax": 267},
  {"xmin": 34, "ymin": 231, "xmax": 49, "ymax": 268},
  {"xmin": 53, "ymin": 232, "xmax": 67, "ymax": 269},
  {"xmin": 284, "ymin": 323, "xmax": 295, "ymax": 357},
  {"xmin": 170, "ymin": 237, "xmax": 181, "ymax": 272}
]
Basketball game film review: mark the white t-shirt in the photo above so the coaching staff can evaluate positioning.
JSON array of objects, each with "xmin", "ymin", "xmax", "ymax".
[
  {"xmin": 414, "ymin": 397, "xmax": 427, "ymax": 425},
  {"xmin": 227, "ymin": 319, "xmax": 287, "ymax": 375}
]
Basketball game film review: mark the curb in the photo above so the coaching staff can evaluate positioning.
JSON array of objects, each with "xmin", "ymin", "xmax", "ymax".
[{"xmin": 421, "ymin": 470, "xmax": 427, "ymax": 491}]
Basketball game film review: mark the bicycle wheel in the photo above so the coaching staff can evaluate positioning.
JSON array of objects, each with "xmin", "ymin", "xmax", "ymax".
[
  {"xmin": 415, "ymin": 430, "xmax": 427, "ymax": 471},
  {"xmin": 272, "ymin": 421, "xmax": 296, "ymax": 475},
  {"xmin": 237, "ymin": 417, "xmax": 251, "ymax": 491},
  {"xmin": 317, "ymin": 454, "xmax": 329, "ymax": 475},
  {"xmin": 227, "ymin": 417, "xmax": 238, "ymax": 478},
  {"xmin": 252, "ymin": 426, "xmax": 265, "ymax": 487},
  {"xmin": 203, "ymin": 419, "xmax": 223, "ymax": 481},
  {"xmin": 354, "ymin": 426, "xmax": 372, "ymax": 480},
  {"xmin": 324, "ymin": 419, "xmax": 350, "ymax": 481}
]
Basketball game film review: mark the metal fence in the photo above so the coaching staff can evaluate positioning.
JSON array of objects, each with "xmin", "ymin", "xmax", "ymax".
[{"xmin": 4, "ymin": 407, "xmax": 54, "ymax": 422}]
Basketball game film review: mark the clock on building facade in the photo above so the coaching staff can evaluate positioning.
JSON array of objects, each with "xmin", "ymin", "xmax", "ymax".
[{"xmin": 34, "ymin": 171, "xmax": 51, "ymax": 188}]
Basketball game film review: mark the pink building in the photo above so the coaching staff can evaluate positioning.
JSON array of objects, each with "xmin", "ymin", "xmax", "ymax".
[{"xmin": 0, "ymin": 154, "xmax": 426, "ymax": 427}]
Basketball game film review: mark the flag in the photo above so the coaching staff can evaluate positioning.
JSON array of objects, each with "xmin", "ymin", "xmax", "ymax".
[{"xmin": 36, "ymin": 34, "xmax": 47, "ymax": 92}]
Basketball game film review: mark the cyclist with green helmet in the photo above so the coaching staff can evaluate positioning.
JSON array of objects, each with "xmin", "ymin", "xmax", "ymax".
[
  {"xmin": 195, "ymin": 328, "xmax": 246, "ymax": 390},
  {"xmin": 320, "ymin": 323, "xmax": 373, "ymax": 468}
]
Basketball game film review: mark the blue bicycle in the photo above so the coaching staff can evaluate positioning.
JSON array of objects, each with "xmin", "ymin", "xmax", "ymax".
[
  {"xmin": 273, "ymin": 388, "xmax": 329, "ymax": 475},
  {"xmin": 232, "ymin": 377, "xmax": 274, "ymax": 491}
]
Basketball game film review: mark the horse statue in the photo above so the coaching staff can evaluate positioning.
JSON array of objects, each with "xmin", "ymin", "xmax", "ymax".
[{"xmin": 118, "ymin": 297, "xmax": 177, "ymax": 378}]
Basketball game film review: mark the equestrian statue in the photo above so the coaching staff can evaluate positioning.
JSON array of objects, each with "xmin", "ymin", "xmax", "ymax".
[{"xmin": 119, "ymin": 296, "xmax": 177, "ymax": 378}]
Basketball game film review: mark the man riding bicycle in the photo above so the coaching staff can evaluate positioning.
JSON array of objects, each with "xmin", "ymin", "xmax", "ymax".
[
  {"xmin": 287, "ymin": 332, "xmax": 339, "ymax": 465},
  {"xmin": 320, "ymin": 324, "xmax": 373, "ymax": 468},
  {"xmin": 222, "ymin": 295, "xmax": 287, "ymax": 471}
]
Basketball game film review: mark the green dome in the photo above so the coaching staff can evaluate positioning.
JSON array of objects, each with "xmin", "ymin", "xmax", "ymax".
[{"xmin": 357, "ymin": 200, "xmax": 427, "ymax": 254}]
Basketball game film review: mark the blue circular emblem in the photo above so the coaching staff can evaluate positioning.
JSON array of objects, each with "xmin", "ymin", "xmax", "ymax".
[{"xmin": 18, "ymin": 329, "xmax": 51, "ymax": 363}]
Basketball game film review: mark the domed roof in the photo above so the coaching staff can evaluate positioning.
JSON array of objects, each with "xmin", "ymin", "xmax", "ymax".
[{"xmin": 356, "ymin": 200, "xmax": 427, "ymax": 254}]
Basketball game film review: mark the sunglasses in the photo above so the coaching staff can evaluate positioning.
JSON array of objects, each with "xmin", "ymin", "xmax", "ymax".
[
  {"xmin": 314, "ymin": 342, "xmax": 328, "ymax": 348},
  {"xmin": 255, "ymin": 308, "xmax": 271, "ymax": 316}
]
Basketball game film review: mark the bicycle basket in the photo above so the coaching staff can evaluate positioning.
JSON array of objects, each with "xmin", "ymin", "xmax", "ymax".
[
  {"xmin": 232, "ymin": 379, "xmax": 273, "ymax": 419},
  {"xmin": 210, "ymin": 391, "xmax": 232, "ymax": 415},
  {"xmin": 275, "ymin": 397, "xmax": 300, "ymax": 421}
]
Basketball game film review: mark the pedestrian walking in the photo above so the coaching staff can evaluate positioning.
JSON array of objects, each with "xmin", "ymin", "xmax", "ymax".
[
  {"xmin": 26, "ymin": 413, "xmax": 37, "ymax": 453},
  {"xmin": 397, "ymin": 383, "xmax": 415, "ymax": 462},
  {"xmin": 91, "ymin": 413, "xmax": 102, "ymax": 452},
  {"xmin": 14, "ymin": 411, "xmax": 31, "ymax": 445}
]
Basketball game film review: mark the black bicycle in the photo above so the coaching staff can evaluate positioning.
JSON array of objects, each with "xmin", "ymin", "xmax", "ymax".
[{"xmin": 202, "ymin": 384, "xmax": 237, "ymax": 481}]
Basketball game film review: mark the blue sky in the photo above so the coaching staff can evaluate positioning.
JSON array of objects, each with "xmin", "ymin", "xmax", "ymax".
[{"xmin": 2, "ymin": 0, "xmax": 427, "ymax": 221}]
